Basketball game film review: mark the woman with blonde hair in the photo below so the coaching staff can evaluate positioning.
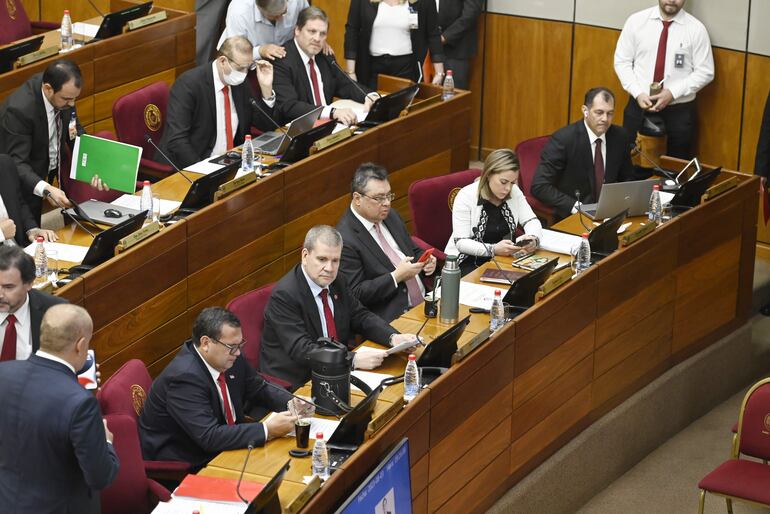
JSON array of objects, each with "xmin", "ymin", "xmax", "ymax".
[{"xmin": 445, "ymin": 149, "xmax": 543, "ymax": 275}]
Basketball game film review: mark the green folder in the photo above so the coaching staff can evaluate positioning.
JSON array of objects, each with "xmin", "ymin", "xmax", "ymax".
[{"xmin": 69, "ymin": 134, "xmax": 141, "ymax": 194}]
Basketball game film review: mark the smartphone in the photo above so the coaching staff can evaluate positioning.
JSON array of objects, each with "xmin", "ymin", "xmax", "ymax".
[
  {"xmin": 417, "ymin": 248, "xmax": 435, "ymax": 263},
  {"xmin": 77, "ymin": 350, "xmax": 98, "ymax": 390}
]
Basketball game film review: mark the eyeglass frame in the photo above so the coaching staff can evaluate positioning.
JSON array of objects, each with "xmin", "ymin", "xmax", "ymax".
[
  {"xmin": 358, "ymin": 192, "xmax": 396, "ymax": 205},
  {"xmin": 209, "ymin": 336, "xmax": 247, "ymax": 355},
  {"xmin": 223, "ymin": 54, "xmax": 257, "ymax": 73}
]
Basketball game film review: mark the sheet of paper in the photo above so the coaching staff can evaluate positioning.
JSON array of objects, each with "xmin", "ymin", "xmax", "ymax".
[
  {"xmin": 351, "ymin": 370, "xmax": 394, "ymax": 391},
  {"xmin": 539, "ymin": 228, "xmax": 582, "ymax": 255},
  {"xmin": 266, "ymin": 413, "xmax": 340, "ymax": 441},
  {"xmin": 24, "ymin": 241, "xmax": 89, "ymax": 264},
  {"xmin": 385, "ymin": 337, "xmax": 422, "ymax": 355},
  {"xmin": 153, "ymin": 497, "xmax": 247, "ymax": 514},
  {"xmin": 659, "ymin": 191, "xmax": 675, "ymax": 204},
  {"xmin": 617, "ymin": 222, "xmax": 632, "ymax": 234},
  {"xmin": 111, "ymin": 194, "xmax": 181, "ymax": 216},
  {"xmin": 434, "ymin": 281, "xmax": 500, "ymax": 310},
  {"xmin": 185, "ymin": 159, "xmax": 225, "ymax": 176},
  {"xmin": 72, "ymin": 22, "xmax": 100, "ymax": 38}
]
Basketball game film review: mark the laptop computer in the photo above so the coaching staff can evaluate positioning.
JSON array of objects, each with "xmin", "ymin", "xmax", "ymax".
[
  {"xmin": 64, "ymin": 199, "xmax": 142, "ymax": 227},
  {"xmin": 251, "ymin": 106, "xmax": 323, "ymax": 155},
  {"xmin": 582, "ymin": 180, "xmax": 657, "ymax": 219}
]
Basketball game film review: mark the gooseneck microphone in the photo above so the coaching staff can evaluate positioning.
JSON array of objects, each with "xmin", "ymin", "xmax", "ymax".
[
  {"xmin": 144, "ymin": 134, "xmax": 194, "ymax": 184},
  {"xmin": 259, "ymin": 378, "xmax": 340, "ymax": 419},
  {"xmin": 574, "ymin": 190, "xmax": 592, "ymax": 233},
  {"xmin": 330, "ymin": 58, "xmax": 381, "ymax": 102},
  {"xmin": 235, "ymin": 439, "xmax": 257, "ymax": 503},
  {"xmin": 44, "ymin": 190, "xmax": 97, "ymax": 237},
  {"xmin": 630, "ymin": 142, "xmax": 677, "ymax": 182},
  {"xmin": 249, "ymin": 98, "xmax": 288, "ymax": 136}
]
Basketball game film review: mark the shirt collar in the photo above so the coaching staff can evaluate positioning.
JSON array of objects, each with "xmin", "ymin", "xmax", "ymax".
[
  {"xmin": 35, "ymin": 349, "xmax": 76, "ymax": 374},
  {"xmin": 212, "ymin": 60, "xmax": 226, "ymax": 92},
  {"xmin": 41, "ymin": 87, "xmax": 55, "ymax": 117},
  {"xmin": 300, "ymin": 264, "xmax": 326, "ymax": 299},
  {"xmin": 294, "ymin": 38, "xmax": 313, "ymax": 65},
  {"xmin": 650, "ymin": 6, "xmax": 686, "ymax": 25},
  {"xmin": 350, "ymin": 204, "xmax": 378, "ymax": 233},
  {"xmin": 584, "ymin": 120, "xmax": 606, "ymax": 145},
  {"xmin": 0, "ymin": 293, "xmax": 30, "ymax": 328},
  {"xmin": 193, "ymin": 342, "xmax": 223, "ymax": 382}
]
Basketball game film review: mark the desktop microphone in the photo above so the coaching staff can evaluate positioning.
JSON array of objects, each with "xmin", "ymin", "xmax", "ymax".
[
  {"xmin": 574, "ymin": 190, "xmax": 593, "ymax": 233},
  {"xmin": 330, "ymin": 58, "xmax": 381, "ymax": 102},
  {"xmin": 44, "ymin": 190, "xmax": 97, "ymax": 237},
  {"xmin": 630, "ymin": 142, "xmax": 677, "ymax": 182},
  {"xmin": 144, "ymin": 134, "xmax": 194, "ymax": 184},
  {"xmin": 259, "ymin": 378, "xmax": 340, "ymax": 419},
  {"xmin": 249, "ymin": 98, "xmax": 289, "ymax": 136},
  {"xmin": 235, "ymin": 439, "xmax": 257, "ymax": 504}
]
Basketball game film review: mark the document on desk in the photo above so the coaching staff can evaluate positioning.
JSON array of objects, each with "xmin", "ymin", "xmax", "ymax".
[
  {"xmin": 266, "ymin": 413, "xmax": 340, "ymax": 441},
  {"xmin": 72, "ymin": 22, "xmax": 100, "ymax": 38},
  {"xmin": 351, "ymin": 370, "xmax": 394, "ymax": 391},
  {"xmin": 152, "ymin": 497, "xmax": 247, "ymax": 514},
  {"xmin": 539, "ymin": 229, "xmax": 582, "ymax": 255},
  {"xmin": 24, "ymin": 242, "xmax": 89, "ymax": 263},
  {"xmin": 111, "ymin": 194, "xmax": 181, "ymax": 216},
  {"xmin": 185, "ymin": 159, "xmax": 225, "ymax": 175},
  {"xmin": 434, "ymin": 281, "xmax": 500, "ymax": 310}
]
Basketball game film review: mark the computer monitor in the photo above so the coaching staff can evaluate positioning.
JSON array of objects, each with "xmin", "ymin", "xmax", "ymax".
[
  {"xmin": 502, "ymin": 257, "xmax": 560, "ymax": 312},
  {"xmin": 175, "ymin": 161, "xmax": 240, "ymax": 216},
  {"xmin": 80, "ymin": 210, "xmax": 148, "ymax": 268},
  {"xmin": 327, "ymin": 383, "xmax": 383, "ymax": 452},
  {"xmin": 93, "ymin": 1, "xmax": 153, "ymax": 40},
  {"xmin": 362, "ymin": 85, "xmax": 420, "ymax": 125},
  {"xmin": 334, "ymin": 438, "xmax": 413, "ymax": 514},
  {"xmin": 416, "ymin": 315, "xmax": 471, "ymax": 369},
  {"xmin": 278, "ymin": 120, "xmax": 336, "ymax": 164},
  {"xmin": 670, "ymin": 166, "xmax": 721, "ymax": 211},
  {"xmin": 0, "ymin": 36, "xmax": 44, "ymax": 73},
  {"xmin": 244, "ymin": 460, "xmax": 290, "ymax": 514},
  {"xmin": 589, "ymin": 208, "xmax": 628, "ymax": 259}
]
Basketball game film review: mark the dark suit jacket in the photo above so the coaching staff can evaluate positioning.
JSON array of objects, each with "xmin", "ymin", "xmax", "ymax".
[
  {"xmin": 344, "ymin": 0, "xmax": 444, "ymax": 85},
  {"xmin": 28, "ymin": 289, "xmax": 68, "ymax": 353},
  {"xmin": 0, "ymin": 74, "xmax": 84, "ymax": 219},
  {"xmin": 438, "ymin": 0, "xmax": 483, "ymax": 60},
  {"xmin": 273, "ymin": 40, "xmax": 370, "ymax": 124},
  {"xmin": 260, "ymin": 264, "xmax": 398, "ymax": 389},
  {"xmin": 756, "ymin": 90, "xmax": 770, "ymax": 178},
  {"xmin": 157, "ymin": 64, "xmax": 275, "ymax": 169},
  {"xmin": 0, "ymin": 154, "xmax": 37, "ymax": 245},
  {"xmin": 337, "ymin": 207, "xmax": 427, "ymax": 323},
  {"xmin": 0, "ymin": 355, "xmax": 119, "ymax": 513},
  {"xmin": 139, "ymin": 341, "xmax": 292, "ymax": 469},
  {"xmin": 531, "ymin": 121, "xmax": 635, "ymax": 221}
]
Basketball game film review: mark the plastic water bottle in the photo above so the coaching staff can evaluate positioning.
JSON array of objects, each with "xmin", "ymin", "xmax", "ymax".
[
  {"xmin": 311, "ymin": 432, "xmax": 329, "ymax": 480},
  {"xmin": 140, "ymin": 180, "xmax": 153, "ymax": 222},
  {"xmin": 241, "ymin": 135, "xmax": 255, "ymax": 173},
  {"xmin": 648, "ymin": 184, "xmax": 662, "ymax": 226},
  {"xmin": 403, "ymin": 354, "xmax": 420, "ymax": 402},
  {"xmin": 575, "ymin": 233, "xmax": 592, "ymax": 274},
  {"xmin": 489, "ymin": 289, "xmax": 505, "ymax": 334},
  {"xmin": 34, "ymin": 236, "xmax": 48, "ymax": 278},
  {"xmin": 60, "ymin": 10, "xmax": 73, "ymax": 51},
  {"xmin": 442, "ymin": 70, "xmax": 455, "ymax": 101}
]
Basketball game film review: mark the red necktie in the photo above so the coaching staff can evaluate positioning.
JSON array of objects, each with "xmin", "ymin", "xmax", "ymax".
[
  {"xmin": 319, "ymin": 289, "xmax": 338, "ymax": 341},
  {"xmin": 594, "ymin": 138, "xmax": 604, "ymax": 200},
  {"xmin": 308, "ymin": 58, "xmax": 322, "ymax": 106},
  {"xmin": 374, "ymin": 223, "xmax": 423, "ymax": 308},
  {"xmin": 1, "ymin": 314, "xmax": 17, "ymax": 362},
  {"xmin": 222, "ymin": 85, "xmax": 234, "ymax": 150},
  {"xmin": 653, "ymin": 20, "xmax": 673, "ymax": 84},
  {"xmin": 217, "ymin": 373, "xmax": 235, "ymax": 425}
]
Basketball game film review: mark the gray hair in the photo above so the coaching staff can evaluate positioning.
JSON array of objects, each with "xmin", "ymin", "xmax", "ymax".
[
  {"xmin": 303, "ymin": 225, "xmax": 342, "ymax": 252},
  {"xmin": 258, "ymin": 0, "xmax": 287, "ymax": 16},
  {"xmin": 219, "ymin": 35, "xmax": 253, "ymax": 58},
  {"xmin": 351, "ymin": 162, "xmax": 389, "ymax": 195}
]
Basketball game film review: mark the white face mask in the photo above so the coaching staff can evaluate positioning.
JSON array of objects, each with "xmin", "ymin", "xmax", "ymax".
[{"xmin": 223, "ymin": 67, "xmax": 247, "ymax": 86}]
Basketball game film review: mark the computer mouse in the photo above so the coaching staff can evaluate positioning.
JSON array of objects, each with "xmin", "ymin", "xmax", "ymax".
[
  {"xmin": 103, "ymin": 208, "xmax": 123, "ymax": 218},
  {"xmin": 226, "ymin": 151, "xmax": 241, "ymax": 159},
  {"xmin": 664, "ymin": 179, "xmax": 677, "ymax": 187}
]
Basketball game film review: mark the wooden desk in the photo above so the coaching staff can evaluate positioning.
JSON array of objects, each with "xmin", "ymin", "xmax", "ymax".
[{"xmin": 202, "ymin": 169, "xmax": 757, "ymax": 513}]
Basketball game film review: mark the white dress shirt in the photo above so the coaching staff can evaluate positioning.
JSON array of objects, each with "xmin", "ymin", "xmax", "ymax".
[
  {"xmin": 34, "ymin": 89, "xmax": 59, "ymax": 198},
  {"xmin": 370, "ymin": 2, "xmax": 413, "ymax": 57},
  {"xmin": 0, "ymin": 294, "xmax": 33, "ymax": 360},
  {"xmin": 350, "ymin": 205, "xmax": 426, "ymax": 298},
  {"xmin": 211, "ymin": 61, "xmax": 241, "ymax": 158},
  {"xmin": 36, "ymin": 349, "xmax": 76, "ymax": 373},
  {"xmin": 585, "ymin": 121, "xmax": 607, "ymax": 168},
  {"xmin": 614, "ymin": 6, "xmax": 714, "ymax": 104},
  {"xmin": 217, "ymin": 0, "xmax": 309, "ymax": 60},
  {"xmin": 293, "ymin": 39, "xmax": 336, "ymax": 119},
  {"xmin": 300, "ymin": 265, "xmax": 334, "ymax": 338}
]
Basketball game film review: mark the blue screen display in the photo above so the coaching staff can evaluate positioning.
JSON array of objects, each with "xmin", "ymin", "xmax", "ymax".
[{"xmin": 336, "ymin": 438, "xmax": 412, "ymax": 514}]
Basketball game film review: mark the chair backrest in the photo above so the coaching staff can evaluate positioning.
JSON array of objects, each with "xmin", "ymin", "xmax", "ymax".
[
  {"xmin": 515, "ymin": 135, "xmax": 554, "ymax": 217},
  {"xmin": 408, "ymin": 169, "xmax": 481, "ymax": 251},
  {"xmin": 97, "ymin": 359, "xmax": 153, "ymax": 420},
  {"xmin": 0, "ymin": 0, "xmax": 32, "ymax": 45},
  {"xmin": 226, "ymin": 283, "xmax": 275, "ymax": 369},
  {"xmin": 112, "ymin": 81, "xmax": 170, "ymax": 157},
  {"xmin": 101, "ymin": 414, "xmax": 167, "ymax": 514},
  {"xmin": 736, "ymin": 377, "xmax": 770, "ymax": 460}
]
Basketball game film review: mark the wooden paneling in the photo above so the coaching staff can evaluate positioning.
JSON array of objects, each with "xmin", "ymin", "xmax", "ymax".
[
  {"xmin": 312, "ymin": 0, "xmax": 348, "ymax": 58},
  {"xmin": 20, "ymin": 0, "xmax": 39, "ymax": 20},
  {"xmin": 41, "ymin": 0, "xmax": 108, "ymax": 23},
  {"xmin": 481, "ymin": 15, "xmax": 572, "ymax": 154},
  {"xmin": 739, "ymin": 54, "xmax": 770, "ymax": 174}
]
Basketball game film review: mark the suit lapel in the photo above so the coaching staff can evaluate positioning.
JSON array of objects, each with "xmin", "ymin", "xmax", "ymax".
[
  {"xmin": 203, "ymin": 68, "xmax": 218, "ymax": 147},
  {"xmin": 294, "ymin": 266, "xmax": 324, "ymax": 338},
  {"xmin": 347, "ymin": 208, "xmax": 394, "ymax": 270},
  {"xmin": 604, "ymin": 128, "xmax": 620, "ymax": 182},
  {"xmin": 187, "ymin": 342, "xmax": 228, "ymax": 424},
  {"xmin": 577, "ymin": 122, "xmax": 597, "ymax": 197},
  {"xmin": 288, "ymin": 42, "xmax": 314, "ymax": 105},
  {"xmin": 28, "ymin": 292, "xmax": 44, "ymax": 353}
]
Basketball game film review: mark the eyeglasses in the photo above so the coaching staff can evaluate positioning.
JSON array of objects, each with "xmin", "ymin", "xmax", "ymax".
[
  {"xmin": 360, "ymin": 192, "xmax": 396, "ymax": 204},
  {"xmin": 210, "ymin": 337, "xmax": 247, "ymax": 355},
  {"xmin": 224, "ymin": 55, "xmax": 256, "ymax": 73}
]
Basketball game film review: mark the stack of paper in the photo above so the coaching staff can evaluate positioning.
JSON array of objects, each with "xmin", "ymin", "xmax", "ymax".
[{"xmin": 539, "ymin": 229, "xmax": 582, "ymax": 255}]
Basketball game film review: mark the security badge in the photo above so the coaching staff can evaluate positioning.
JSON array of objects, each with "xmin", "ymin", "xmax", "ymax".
[
  {"xmin": 674, "ymin": 53, "xmax": 685, "ymax": 68},
  {"xmin": 68, "ymin": 114, "xmax": 77, "ymax": 140},
  {"xmin": 408, "ymin": 5, "xmax": 418, "ymax": 30}
]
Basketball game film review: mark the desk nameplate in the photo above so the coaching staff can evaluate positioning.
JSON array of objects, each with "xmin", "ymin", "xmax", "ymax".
[
  {"xmin": 702, "ymin": 176, "xmax": 738, "ymax": 201},
  {"xmin": 621, "ymin": 222, "xmax": 655, "ymax": 247},
  {"xmin": 127, "ymin": 11, "xmax": 168, "ymax": 31},
  {"xmin": 16, "ymin": 46, "xmax": 59, "ymax": 68},
  {"xmin": 285, "ymin": 475, "xmax": 321, "ymax": 514},
  {"xmin": 214, "ymin": 171, "xmax": 257, "ymax": 201},
  {"xmin": 115, "ymin": 221, "xmax": 159, "ymax": 253}
]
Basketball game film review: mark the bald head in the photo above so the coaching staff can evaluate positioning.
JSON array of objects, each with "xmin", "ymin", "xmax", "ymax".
[{"xmin": 40, "ymin": 304, "xmax": 93, "ymax": 354}]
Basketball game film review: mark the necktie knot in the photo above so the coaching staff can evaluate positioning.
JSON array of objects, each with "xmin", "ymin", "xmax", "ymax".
[
  {"xmin": 319, "ymin": 288, "xmax": 328, "ymax": 301},
  {"xmin": 595, "ymin": 138, "xmax": 602, "ymax": 147},
  {"xmin": 662, "ymin": 20, "xmax": 672, "ymax": 28},
  {"xmin": 222, "ymin": 85, "xmax": 229, "ymax": 94},
  {"xmin": 6, "ymin": 314, "xmax": 16, "ymax": 326},
  {"xmin": 1, "ymin": 313, "xmax": 18, "ymax": 362}
]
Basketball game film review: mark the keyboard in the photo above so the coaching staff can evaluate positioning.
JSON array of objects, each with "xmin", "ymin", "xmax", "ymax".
[{"xmin": 253, "ymin": 131, "xmax": 284, "ymax": 155}]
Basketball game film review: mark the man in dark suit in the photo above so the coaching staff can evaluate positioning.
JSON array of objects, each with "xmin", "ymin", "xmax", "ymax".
[
  {"xmin": 337, "ymin": 163, "xmax": 437, "ymax": 323},
  {"xmin": 0, "ymin": 59, "xmax": 107, "ymax": 223},
  {"xmin": 0, "ymin": 303, "xmax": 119, "ymax": 513},
  {"xmin": 158, "ymin": 36, "xmax": 278, "ymax": 169},
  {"xmin": 260, "ymin": 225, "xmax": 419, "ymax": 389},
  {"xmin": 139, "ymin": 307, "xmax": 303, "ymax": 469},
  {"xmin": 531, "ymin": 87, "xmax": 636, "ymax": 222},
  {"xmin": 0, "ymin": 155, "xmax": 58, "ymax": 245},
  {"xmin": 273, "ymin": 6, "xmax": 373, "ymax": 125},
  {"xmin": 0, "ymin": 245, "xmax": 68, "ymax": 361},
  {"xmin": 437, "ymin": 0, "xmax": 483, "ymax": 90}
]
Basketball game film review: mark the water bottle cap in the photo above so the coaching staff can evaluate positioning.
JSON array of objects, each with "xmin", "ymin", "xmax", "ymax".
[
  {"xmin": 581, "ymin": 232, "xmax": 589, "ymax": 238},
  {"xmin": 446, "ymin": 70, "xmax": 453, "ymax": 76},
  {"xmin": 494, "ymin": 289, "xmax": 501, "ymax": 296},
  {"xmin": 316, "ymin": 432, "xmax": 324, "ymax": 439},
  {"xmin": 245, "ymin": 135, "xmax": 252, "ymax": 140},
  {"xmin": 653, "ymin": 184, "xmax": 660, "ymax": 190},
  {"xmin": 143, "ymin": 180, "xmax": 150, "ymax": 186},
  {"xmin": 64, "ymin": 9, "xmax": 70, "ymax": 13},
  {"xmin": 408, "ymin": 354, "xmax": 416, "ymax": 360},
  {"xmin": 36, "ymin": 236, "xmax": 44, "ymax": 242}
]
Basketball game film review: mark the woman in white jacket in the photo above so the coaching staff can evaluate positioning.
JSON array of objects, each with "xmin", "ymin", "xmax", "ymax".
[{"xmin": 445, "ymin": 149, "xmax": 543, "ymax": 275}]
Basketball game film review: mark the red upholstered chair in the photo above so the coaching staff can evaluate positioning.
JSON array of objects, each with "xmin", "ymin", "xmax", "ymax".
[
  {"xmin": 697, "ymin": 377, "xmax": 770, "ymax": 513},
  {"xmin": 100, "ymin": 414, "xmax": 173, "ymax": 514},
  {"xmin": 98, "ymin": 359, "xmax": 191, "ymax": 479},
  {"xmin": 0, "ymin": 1, "xmax": 59, "ymax": 45},
  {"xmin": 226, "ymin": 284, "xmax": 291, "ymax": 388},
  {"xmin": 112, "ymin": 81, "xmax": 176, "ymax": 178},
  {"xmin": 515, "ymin": 135, "xmax": 555, "ymax": 225},
  {"xmin": 407, "ymin": 168, "xmax": 482, "ymax": 261}
]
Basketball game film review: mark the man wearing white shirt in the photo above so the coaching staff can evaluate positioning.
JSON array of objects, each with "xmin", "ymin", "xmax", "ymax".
[
  {"xmin": 337, "ymin": 163, "xmax": 437, "ymax": 323},
  {"xmin": 0, "ymin": 245, "xmax": 67, "ymax": 362},
  {"xmin": 218, "ymin": 0, "xmax": 308, "ymax": 61},
  {"xmin": 614, "ymin": 0, "xmax": 714, "ymax": 160}
]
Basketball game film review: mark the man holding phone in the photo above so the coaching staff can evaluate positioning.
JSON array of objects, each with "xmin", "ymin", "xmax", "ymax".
[{"xmin": 336, "ymin": 163, "xmax": 437, "ymax": 323}]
